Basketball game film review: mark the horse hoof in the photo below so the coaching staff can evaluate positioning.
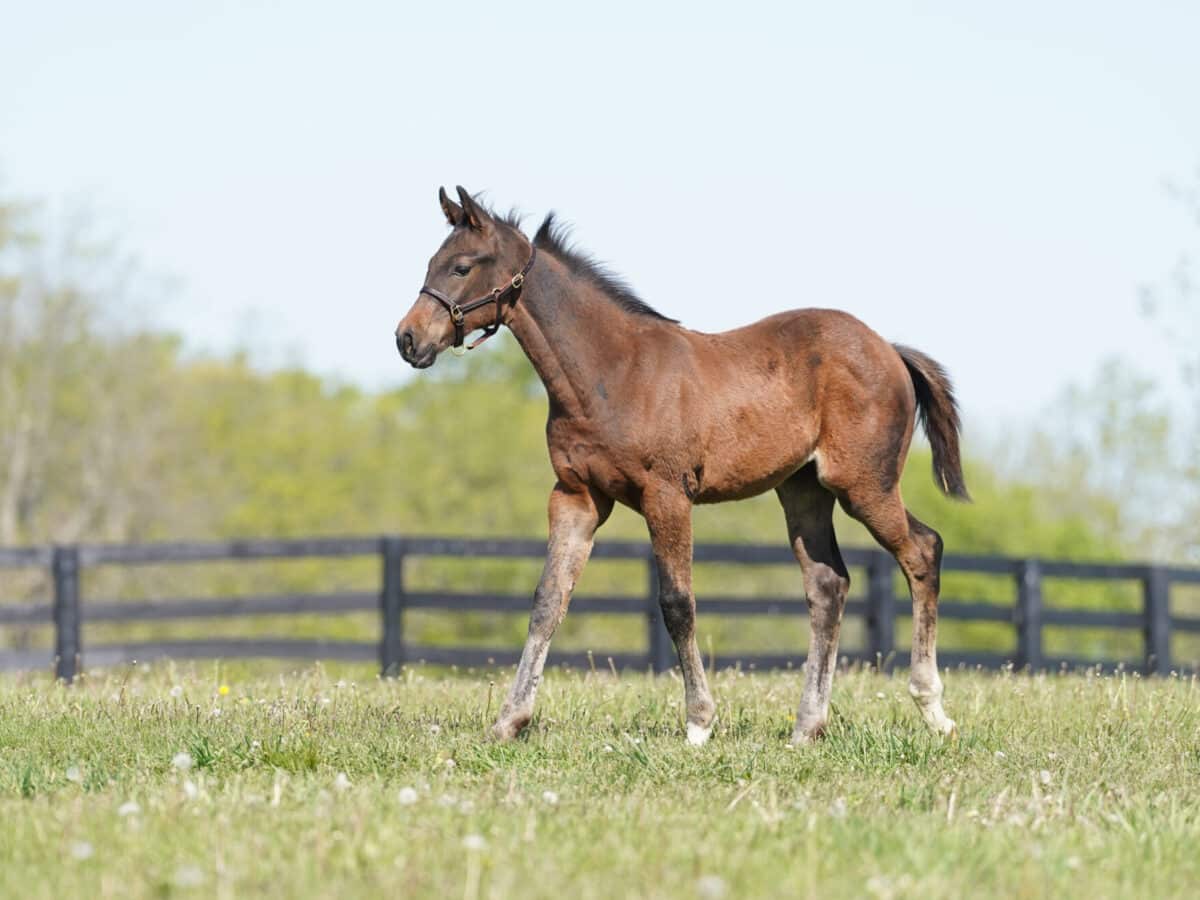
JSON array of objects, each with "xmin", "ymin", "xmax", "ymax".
[
  {"xmin": 490, "ymin": 717, "xmax": 528, "ymax": 742},
  {"xmin": 789, "ymin": 722, "xmax": 826, "ymax": 747},
  {"xmin": 686, "ymin": 721, "xmax": 713, "ymax": 746}
]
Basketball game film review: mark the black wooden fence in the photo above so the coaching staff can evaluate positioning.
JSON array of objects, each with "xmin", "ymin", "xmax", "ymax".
[{"xmin": 2, "ymin": 536, "xmax": 1199, "ymax": 680}]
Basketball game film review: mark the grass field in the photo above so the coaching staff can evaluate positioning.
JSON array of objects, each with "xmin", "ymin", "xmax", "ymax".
[{"xmin": 1, "ymin": 662, "xmax": 1198, "ymax": 899}]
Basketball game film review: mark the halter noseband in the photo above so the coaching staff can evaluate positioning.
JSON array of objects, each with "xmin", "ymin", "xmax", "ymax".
[{"xmin": 418, "ymin": 245, "xmax": 537, "ymax": 351}]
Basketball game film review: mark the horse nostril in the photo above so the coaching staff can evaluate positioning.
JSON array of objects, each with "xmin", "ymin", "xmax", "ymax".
[{"xmin": 396, "ymin": 330, "xmax": 416, "ymax": 359}]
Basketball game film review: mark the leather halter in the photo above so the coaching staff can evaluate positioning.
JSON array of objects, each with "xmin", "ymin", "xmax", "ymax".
[{"xmin": 418, "ymin": 245, "xmax": 537, "ymax": 351}]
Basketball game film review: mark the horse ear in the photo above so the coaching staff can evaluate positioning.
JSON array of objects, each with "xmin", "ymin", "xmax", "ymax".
[
  {"xmin": 456, "ymin": 185, "xmax": 492, "ymax": 231},
  {"xmin": 439, "ymin": 187, "xmax": 465, "ymax": 227}
]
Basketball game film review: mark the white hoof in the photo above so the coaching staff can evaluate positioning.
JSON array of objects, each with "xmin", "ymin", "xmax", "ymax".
[{"xmin": 686, "ymin": 721, "xmax": 713, "ymax": 746}]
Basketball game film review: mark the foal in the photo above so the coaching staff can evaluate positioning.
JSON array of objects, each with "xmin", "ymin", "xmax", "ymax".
[{"xmin": 396, "ymin": 187, "xmax": 968, "ymax": 745}]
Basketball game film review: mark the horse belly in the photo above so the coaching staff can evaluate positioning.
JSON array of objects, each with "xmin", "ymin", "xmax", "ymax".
[{"xmin": 693, "ymin": 418, "xmax": 818, "ymax": 503}]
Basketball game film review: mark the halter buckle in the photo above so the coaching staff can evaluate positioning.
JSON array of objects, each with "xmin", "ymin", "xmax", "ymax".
[
  {"xmin": 449, "ymin": 304, "xmax": 465, "ymax": 325},
  {"xmin": 510, "ymin": 273, "xmax": 525, "ymax": 290}
]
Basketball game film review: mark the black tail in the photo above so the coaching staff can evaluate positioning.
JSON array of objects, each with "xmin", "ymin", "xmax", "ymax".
[{"xmin": 893, "ymin": 344, "xmax": 970, "ymax": 501}]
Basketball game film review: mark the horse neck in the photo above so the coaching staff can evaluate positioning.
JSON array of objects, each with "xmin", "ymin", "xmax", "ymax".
[{"xmin": 506, "ymin": 253, "xmax": 648, "ymax": 419}]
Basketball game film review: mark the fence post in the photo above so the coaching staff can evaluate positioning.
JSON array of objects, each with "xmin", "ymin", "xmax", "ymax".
[
  {"xmin": 52, "ymin": 545, "xmax": 81, "ymax": 683},
  {"xmin": 645, "ymin": 553, "xmax": 673, "ymax": 673},
  {"xmin": 380, "ymin": 537, "xmax": 405, "ymax": 677},
  {"xmin": 1143, "ymin": 566, "xmax": 1170, "ymax": 676},
  {"xmin": 1015, "ymin": 559, "xmax": 1043, "ymax": 672},
  {"xmin": 866, "ymin": 550, "xmax": 896, "ymax": 670}
]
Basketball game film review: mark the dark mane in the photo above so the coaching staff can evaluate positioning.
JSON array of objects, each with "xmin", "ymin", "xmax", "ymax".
[{"xmin": 531, "ymin": 213, "xmax": 678, "ymax": 323}]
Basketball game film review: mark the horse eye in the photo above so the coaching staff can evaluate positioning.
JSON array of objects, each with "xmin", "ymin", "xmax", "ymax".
[{"xmin": 452, "ymin": 264, "xmax": 471, "ymax": 277}]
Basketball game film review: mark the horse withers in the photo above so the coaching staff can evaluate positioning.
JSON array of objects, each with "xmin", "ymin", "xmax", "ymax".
[{"xmin": 395, "ymin": 187, "xmax": 969, "ymax": 746}]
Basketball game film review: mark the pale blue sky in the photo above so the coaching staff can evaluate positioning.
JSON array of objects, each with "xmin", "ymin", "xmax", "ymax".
[{"xmin": 2, "ymin": 1, "xmax": 1198, "ymax": 426}]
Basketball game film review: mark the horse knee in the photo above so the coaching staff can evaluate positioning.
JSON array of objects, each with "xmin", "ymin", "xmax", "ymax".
[
  {"xmin": 659, "ymin": 588, "xmax": 696, "ymax": 640},
  {"xmin": 805, "ymin": 564, "xmax": 849, "ymax": 618}
]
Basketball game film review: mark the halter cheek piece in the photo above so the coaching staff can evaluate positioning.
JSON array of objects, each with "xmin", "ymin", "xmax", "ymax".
[{"xmin": 418, "ymin": 245, "xmax": 537, "ymax": 352}]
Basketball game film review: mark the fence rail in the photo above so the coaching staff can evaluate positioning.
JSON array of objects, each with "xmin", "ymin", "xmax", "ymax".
[{"xmin": 2, "ymin": 536, "xmax": 1199, "ymax": 679}]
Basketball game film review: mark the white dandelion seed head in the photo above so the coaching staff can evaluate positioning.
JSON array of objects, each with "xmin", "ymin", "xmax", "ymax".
[
  {"xmin": 171, "ymin": 752, "xmax": 194, "ymax": 772},
  {"xmin": 333, "ymin": 772, "xmax": 352, "ymax": 793},
  {"xmin": 697, "ymin": 874, "xmax": 727, "ymax": 899},
  {"xmin": 397, "ymin": 787, "xmax": 419, "ymax": 806},
  {"xmin": 70, "ymin": 841, "xmax": 94, "ymax": 861},
  {"xmin": 1039, "ymin": 770, "xmax": 1052, "ymax": 786},
  {"xmin": 169, "ymin": 685, "xmax": 184, "ymax": 698},
  {"xmin": 183, "ymin": 780, "xmax": 199, "ymax": 800},
  {"xmin": 117, "ymin": 801, "xmax": 141, "ymax": 818},
  {"xmin": 65, "ymin": 766, "xmax": 82, "ymax": 784},
  {"xmin": 173, "ymin": 865, "xmax": 204, "ymax": 888},
  {"xmin": 458, "ymin": 799, "xmax": 475, "ymax": 814},
  {"xmin": 429, "ymin": 724, "xmax": 441, "ymax": 736},
  {"xmin": 462, "ymin": 834, "xmax": 487, "ymax": 851},
  {"xmin": 542, "ymin": 790, "xmax": 559, "ymax": 806}
]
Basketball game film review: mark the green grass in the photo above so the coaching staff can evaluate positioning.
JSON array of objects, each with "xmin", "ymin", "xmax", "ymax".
[{"xmin": 1, "ymin": 663, "xmax": 1198, "ymax": 898}]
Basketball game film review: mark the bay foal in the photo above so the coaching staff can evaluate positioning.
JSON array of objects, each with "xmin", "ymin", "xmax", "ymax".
[{"xmin": 396, "ymin": 187, "xmax": 968, "ymax": 745}]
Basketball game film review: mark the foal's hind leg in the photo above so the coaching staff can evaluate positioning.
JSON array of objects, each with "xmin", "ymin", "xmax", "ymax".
[
  {"xmin": 839, "ymin": 485, "xmax": 956, "ymax": 737},
  {"xmin": 777, "ymin": 468, "xmax": 850, "ymax": 744},
  {"xmin": 642, "ymin": 486, "xmax": 717, "ymax": 745}
]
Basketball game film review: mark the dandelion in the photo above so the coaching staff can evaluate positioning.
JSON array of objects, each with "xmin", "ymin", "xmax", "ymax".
[
  {"xmin": 173, "ymin": 865, "xmax": 204, "ymax": 888},
  {"xmin": 459, "ymin": 799, "xmax": 475, "ymax": 814},
  {"xmin": 1039, "ymin": 770, "xmax": 1052, "ymax": 786},
  {"xmin": 397, "ymin": 787, "xmax": 419, "ymax": 806},
  {"xmin": 70, "ymin": 841, "xmax": 94, "ymax": 861},
  {"xmin": 829, "ymin": 797, "xmax": 848, "ymax": 819},
  {"xmin": 444, "ymin": 758, "xmax": 456, "ymax": 770},
  {"xmin": 210, "ymin": 707, "xmax": 222, "ymax": 718},
  {"xmin": 217, "ymin": 685, "xmax": 230, "ymax": 697},
  {"xmin": 994, "ymin": 751, "xmax": 1006, "ymax": 760},
  {"xmin": 171, "ymin": 752, "xmax": 194, "ymax": 772},
  {"xmin": 696, "ymin": 874, "xmax": 728, "ymax": 899},
  {"xmin": 429, "ymin": 724, "xmax": 441, "ymax": 736},
  {"xmin": 602, "ymin": 745, "xmax": 614, "ymax": 753},
  {"xmin": 65, "ymin": 766, "xmax": 82, "ymax": 784},
  {"xmin": 183, "ymin": 780, "xmax": 199, "ymax": 800},
  {"xmin": 875, "ymin": 692, "xmax": 886, "ymax": 699},
  {"xmin": 117, "ymin": 801, "xmax": 141, "ymax": 818},
  {"xmin": 462, "ymin": 834, "xmax": 487, "ymax": 851},
  {"xmin": 542, "ymin": 790, "xmax": 559, "ymax": 806},
  {"xmin": 333, "ymin": 772, "xmax": 352, "ymax": 793},
  {"xmin": 169, "ymin": 685, "xmax": 184, "ymax": 698}
]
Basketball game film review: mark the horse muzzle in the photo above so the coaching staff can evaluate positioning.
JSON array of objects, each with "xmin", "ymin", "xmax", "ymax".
[{"xmin": 396, "ymin": 329, "xmax": 437, "ymax": 369}]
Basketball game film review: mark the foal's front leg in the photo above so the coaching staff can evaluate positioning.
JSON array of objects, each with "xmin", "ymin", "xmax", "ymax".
[
  {"xmin": 492, "ymin": 483, "xmax": 611, "ymax": 741},
  {"xmin": 643, "ymin": 487, "xmax": 717, "ymax": 745}
]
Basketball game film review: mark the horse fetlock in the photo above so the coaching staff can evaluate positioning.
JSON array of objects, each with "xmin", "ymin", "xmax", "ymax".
[
  {"xmin": 907, "ymin": 679, "xmax": 944, "ymax": 705},
  {"xmin": 908, "ymin": 681, "xmax": 956, "ymax": 737}
]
